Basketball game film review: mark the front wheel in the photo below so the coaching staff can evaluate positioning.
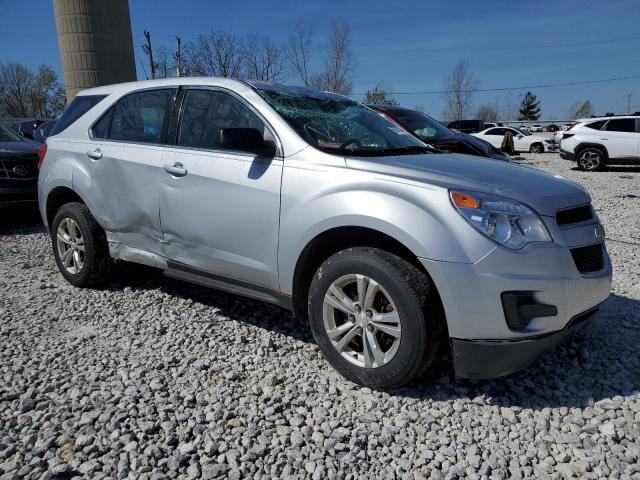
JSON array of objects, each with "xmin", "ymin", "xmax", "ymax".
[
  {"xmin": 308, "ymin": 247, "xmax": 443, "ymax": 389},
  {"xmin": 530, "ymin": 143, "xmax": 544, "ymax": 154},
  {"xmin": 577, "ymin": 147, "xmax": 605, "ymax": 171},
  {"xmin": 51, "ymin": 202, "xmax": 113, "ymax": 287}
]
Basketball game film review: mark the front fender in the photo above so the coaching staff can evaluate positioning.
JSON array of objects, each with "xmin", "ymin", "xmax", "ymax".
[{"xmin": 277, "ymin": 158, "xmax": 495, "ymax": 294}]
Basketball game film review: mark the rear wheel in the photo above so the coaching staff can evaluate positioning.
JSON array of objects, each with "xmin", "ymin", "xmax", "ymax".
[
  {"xmin": 308, "ymin": 247, "xmax": 443, "ymax": 389},
  {"xmin": 530, "ymin": 143, "xmax": 543, "ymax": 154},
  {"xmin": 577, "ymin": 147, "xmax": 605, "ymax": 171},
  {"xmin": 51, "ymin": 202, "xmax": 113, "ymax": 287}
]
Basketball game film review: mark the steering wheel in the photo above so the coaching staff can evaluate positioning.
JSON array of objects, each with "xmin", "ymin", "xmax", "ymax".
[{"xmin": 339, "ymin": 138, "xmax": 362, "ymax": 150}]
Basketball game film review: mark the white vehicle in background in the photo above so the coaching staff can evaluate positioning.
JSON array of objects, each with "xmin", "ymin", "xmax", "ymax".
[
  {"xmin": 560, "ymin": 115, "xmax": 640, "ymax": 171},
  {"xmin": 472, "ymin": 126, "xmax": 547, "ymax": 153},
  {"xmin": 530, "ymin": 124, "xmax": 543, "ymax": 132},
  {"xmin": 484, "ymin": 122, "xmax": 497, "ymax": 129}
]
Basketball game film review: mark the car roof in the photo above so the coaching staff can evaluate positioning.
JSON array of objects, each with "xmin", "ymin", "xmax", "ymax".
[{"xmin": 576, "ymin": 115, "xmax": 639, "ymax": 122}]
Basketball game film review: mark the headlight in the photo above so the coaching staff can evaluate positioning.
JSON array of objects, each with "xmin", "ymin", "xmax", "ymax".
[{"xmin": 450, "ymin": 190, "xmax": 551, "ymax": 249}]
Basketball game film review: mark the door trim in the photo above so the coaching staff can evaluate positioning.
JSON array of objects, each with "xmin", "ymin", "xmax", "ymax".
[{"xmin": 164, "ymin": 260, "xmax": 293, "ymax": 310}]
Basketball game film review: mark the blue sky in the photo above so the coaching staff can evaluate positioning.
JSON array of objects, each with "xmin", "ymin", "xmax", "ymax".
[{"xmin": 1, "ymin": 0, "xmax": 639, "ymax": 119}]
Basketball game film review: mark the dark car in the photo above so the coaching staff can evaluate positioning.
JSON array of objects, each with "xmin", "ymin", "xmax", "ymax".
[
  {"xmin": 446, "ymin": 119, "xmax": 484, "ymax": 134},
  {"xmin": 0, "ymin": 124, "xmax": 41, "ymax": 207},
  {"xmin": 8, "ymin": 119, "xmax": 47, "ymax": 140},
  {"xmin": 367, "ymin": 105, "xmax": 509, "ymax": 161},
  {"xmin": 33, "ymin": 119, "xmax": 57, "ymax": 143}
]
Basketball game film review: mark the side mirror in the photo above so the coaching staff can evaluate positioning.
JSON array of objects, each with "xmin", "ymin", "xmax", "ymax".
[
  {"xmin": 219, "ymin": 128, "xmax": 277, "ymax": 157},
  {"xmin": 517, "ymin": 134, "xmax": 523, "ymax": 139}
]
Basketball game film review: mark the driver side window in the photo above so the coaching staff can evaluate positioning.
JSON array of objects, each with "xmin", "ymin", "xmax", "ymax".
[{"xmin": 178, "ymin": 90, "xmax": 264, "ymax": 150}]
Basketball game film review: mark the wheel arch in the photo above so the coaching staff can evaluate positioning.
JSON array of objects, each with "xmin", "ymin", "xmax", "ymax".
[
  {"xmin": 46, "ymin": 186, "xmax": 87, "ymax": 229},
  {"xmin": 575, "ymin": 142, "xmax": 609, "ymax": 160},
  {"xmin": 290, "ymin": 225, "xmax": 444, "ymax": 322}
]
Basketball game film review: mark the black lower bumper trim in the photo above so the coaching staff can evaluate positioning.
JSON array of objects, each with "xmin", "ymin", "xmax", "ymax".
[
  {"xmin": 451, "ymin": 305, "xmax": 601, "ymax": 379},
  {"xmin": 559, "ymin": 149, "xmax": 575, "ymax": 161}
]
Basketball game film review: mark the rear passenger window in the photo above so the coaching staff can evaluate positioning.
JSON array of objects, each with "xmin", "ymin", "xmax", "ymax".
[
  {"xmin": 177, "ymin": 90, "xmax": 264, "ymax": 150},
  {"xmin": 104, "ymin": 89, "xmax": 175, "ymax": 143},
  {"xmin": 605, "ymin": 119, "xmax": 636, "ymax": 133},
  {"xmin": 584, "ymin": 120, "xmax": 605, "ymax": 130},
  {"xmin": 49, "ymin": 95, "xmax": 107, "ymax": 136}
]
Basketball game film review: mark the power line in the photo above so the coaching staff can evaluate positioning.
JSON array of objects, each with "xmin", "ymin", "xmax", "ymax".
[{"xmin": 350, "ymin": 74, "xmax": 640, "ymax": 96}]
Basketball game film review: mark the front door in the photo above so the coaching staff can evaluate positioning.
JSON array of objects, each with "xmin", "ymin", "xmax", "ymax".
[
  {"xmin": 601, "ymin": 118, "xmax": 639, "ymax": 162},
  {"xmin": 159, "ymin": 88, "xmax": 283, "ymax": 289}
]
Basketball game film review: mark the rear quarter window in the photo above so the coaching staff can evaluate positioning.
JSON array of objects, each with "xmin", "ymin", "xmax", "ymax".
[{"xmin": 49, "ymin": 95, "xmax": 107, "ymax": 136}]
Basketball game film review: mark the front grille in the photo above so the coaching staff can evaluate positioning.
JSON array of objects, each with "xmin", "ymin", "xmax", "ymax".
[
  {"xmin": 556, "ymin": 205, "xmax": 593, "ymax": 225},
  {"xmin": 570, "ymin": 243, "xmax": 604, "ymax": 274}
]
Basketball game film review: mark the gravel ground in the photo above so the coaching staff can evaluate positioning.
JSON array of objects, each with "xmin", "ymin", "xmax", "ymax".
[{"xmin": 1, "ymin": 154, "xmax": 639, "ymax": 480}]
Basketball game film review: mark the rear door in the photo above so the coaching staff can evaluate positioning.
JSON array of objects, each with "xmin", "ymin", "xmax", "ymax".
[
  {"xmin": 158, "ymin": 87, "xmax": 283, "ymax": 289},
  {"xmin": 480, "ymin": 128, "xmax": 505, "ymax": 148},
  {"xmin": 601, "ymin": 118, "xmax": 639, "ymax": 162},
  {"xmin": 86, "ymin": 88, "xmax": 177, "ymax": 254}
]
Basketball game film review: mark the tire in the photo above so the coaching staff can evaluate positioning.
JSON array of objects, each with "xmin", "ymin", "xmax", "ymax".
[
  {"xmin": 308, "ymin": 247, "xmax": 443, "ymax": 389},
  {"xmin": 51, "ymin": 202, "xmax": 113, "ymax": 287},
  {"xmin": 529, "ymin": 143, "xmax": 543, "ymax": 154},
  {"xmin": 576, "ymin": 147, "xmax": 605, "ymax": 171}
]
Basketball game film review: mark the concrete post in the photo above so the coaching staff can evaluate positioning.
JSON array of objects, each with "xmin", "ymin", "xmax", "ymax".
[{"xmin": 53, "ymin": 0, "xmax": 137, "ymax": 103}]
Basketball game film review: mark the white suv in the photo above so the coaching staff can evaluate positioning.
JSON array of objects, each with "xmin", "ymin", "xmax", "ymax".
[{"xmin": 560, "ymin": 116, "xmax": 640, "ymax": 171}]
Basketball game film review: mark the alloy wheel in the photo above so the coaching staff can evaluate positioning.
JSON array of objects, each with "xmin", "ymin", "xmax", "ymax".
[
  {"xmin": 322, "ymin": 274, "xmax": 402, "ymax": 368},
  {"xmin": 578, "ymin": 150, "xmax": 601, "ymax": 170},
  {"xmin": 56, "ymin": 218, "xmax": 85, "ymax": 274}
]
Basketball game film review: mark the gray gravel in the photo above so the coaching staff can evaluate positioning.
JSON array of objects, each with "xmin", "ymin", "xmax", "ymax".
[{"xmin": 1, "ymin": 154, "xmax": 639, "ymax": 480}]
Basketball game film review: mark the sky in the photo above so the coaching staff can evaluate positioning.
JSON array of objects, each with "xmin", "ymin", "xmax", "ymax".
[{"xmin": 1, "ymin": 0, "xmax": 639, "ymax": 119}]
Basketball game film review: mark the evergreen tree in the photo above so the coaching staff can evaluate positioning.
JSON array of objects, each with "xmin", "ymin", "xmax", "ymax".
[
  {"xmin": 518, "ymin": 91, "xmax": 541, "ymax": 120},
  {"xmin": 363, "ymin": 85, "xmax": 398, "ymax": 105}
]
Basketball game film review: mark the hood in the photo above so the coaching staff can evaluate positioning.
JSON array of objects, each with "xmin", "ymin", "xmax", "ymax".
[
  {"xmin": 345, "ymin": 153, "xmax": 590, "ymax": 216},
  {"xmin": 0, "ymin": 141, "xmax": 40, "ymax": 157}
]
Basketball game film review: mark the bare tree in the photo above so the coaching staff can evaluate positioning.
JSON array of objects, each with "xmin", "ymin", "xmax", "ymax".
[
  {"xmin": 185, "ymin": 31, "xmax": 244, "ymax": 78},
  {"xmin": 285, "ymin": 21, "xmax": 313, "ymax": 86},
  {"xmin": 322, "ymin": 22, "xmax": 355, "ymax": 94},
  {"xmin": 154, "ymin": 46, "xmax": 172, "ymax": 79},
  {"xmin": 441, "ymin": 60, "xmax": 478, "ymax": 121},
  {"xmin": 244, "ymin": 34, "xmax": 286, "ymax": 83},
  {"xmin": 0, "ymin": 63, "xmax": 65, "ymax": 117},
  {"xmin": 499, "ymin": 91, "xmax": 521, "ymax": 121},
  {"xmin": 476, "ymin": 103, "xmax": 499, "ymax": 122}
]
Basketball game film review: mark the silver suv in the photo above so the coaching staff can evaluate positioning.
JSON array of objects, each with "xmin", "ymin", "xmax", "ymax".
[{"xmin": 38, "ymin": 78, "xmax": 612, "ymax": 389}]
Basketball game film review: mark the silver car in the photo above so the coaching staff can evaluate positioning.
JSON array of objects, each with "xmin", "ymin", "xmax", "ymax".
[{"xmin": 38, "ymin": 78, "xmax": 612, "ymax": 389}]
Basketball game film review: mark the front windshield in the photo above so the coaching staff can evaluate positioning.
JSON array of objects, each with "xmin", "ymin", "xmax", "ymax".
[
  {"xmin": 384, "ymin": 109, "xmax": 453, "ymax": 142},
  {"xmin": 255, "ymin": 87, "xmax": 428, "ymax": 156},
  {"xmin": 514, "ymin": 127, "xmax": 531, "ymax": 136},
  {"xmin": 0, "ymin": 124, "xmax": 24, "ymax": 142}
]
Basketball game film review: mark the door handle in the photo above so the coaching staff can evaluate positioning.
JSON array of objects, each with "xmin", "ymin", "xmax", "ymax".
[
  {"xmin": 163, "ymin": 162, "xmax": 188, "ymax": 177},
  {"xmin": 600, "ymin": 137, "xmax": 609, "ymax": 141},
  {"xmin": 86, "ymin": 148, "xmax": 102, "ymax": 160}
]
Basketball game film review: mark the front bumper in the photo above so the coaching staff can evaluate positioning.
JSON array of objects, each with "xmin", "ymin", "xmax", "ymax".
[
  {"xmin": 0, "ymin": 182, "xmax": 38, "ymax": 206},
  {"xmin": 560, "ymin": 149, "xmax": 575, "ymax": 161},
  {"xmin": 451, "ymin": 304, "xmax": 600, "ymax": 379},
  {"xmin": 420, "ymin": 229, "xmax": 612, "ymax": 378}
]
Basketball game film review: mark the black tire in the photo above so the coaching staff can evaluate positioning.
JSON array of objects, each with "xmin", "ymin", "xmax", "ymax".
[
  {"xmin": 51, "ymin": 202, "xmax": 113, "ymax": 287},
  {"xmin": 529, "ymin": 143, "xmax": 543, "ymax": 154},
  {"xmin": 576, "ymin": 147, "xmax": 605, "ymax": 171},
  {"xmin": 308, "ymin": 247, "xmax": 443, "ymax": 389}
]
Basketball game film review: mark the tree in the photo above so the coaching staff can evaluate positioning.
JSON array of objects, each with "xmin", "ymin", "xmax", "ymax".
[
  {"xmin": 0, "ymin": 63, "xmax": 65, "ymax": 118},
  {"xmin": 154, "ymin": 46, "xmax": 173, "ymax": 79},
  {"xmin": 567, "ymin": 100, "xmax": 593, "ymax": 120},
  {"xmin": 442, "ymin": 60, "xmax": 478, "ymax": 121},
  {"xmin": 322, "ymin": 22, "xmax": 355, "ymax": 94},
  {"xmin": 184, "ymin": 31, "xmax": 244, "ymax": 78},
  {"xmin": 518, "ymin": 91, "xmax": 541, "ymax": 120},
  {"xmin": 363, "ymin": 84, "xmax": 398, "ymax": 105},
  {"xmin": 499, "ymin": 91, "xmax": 521, "ymax": 121},
  {"xmin": 476, "ymin": 103, "xmax": 499, "ymax": 122},
  {"xmin": 243, "ymin": 34, "xmax": 286, "ymax": 83},
  {"xmin": 285, "ymin": 21, "xmax": 313, "ymax": 87}
]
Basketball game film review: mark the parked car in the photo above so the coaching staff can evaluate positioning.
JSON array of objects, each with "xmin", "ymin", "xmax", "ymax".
[
  {"xmin": 484, "ymin": 122, "xmax": 497, "ymax": 129},
  {"xmin": 367, "ymin": 105, "xmax": 509, "ymax": 161},
  {"xmin": 560, "ymin": 115, "xmax": 640, "ymax": 171},
  {"xmin": 447, "ymin": 119, "xmax": 484, "ymax": 134},
  {"xmin": 546, "ymin": 124, "xmax": 561, "ymax": 132},
  {"xmin": 472, "ymin": 126, "xmax": 548, "ymax": 153},
  {"xmin": 38, "ymin": 78, "xmax": 611, "ymax": 388},
  {"xmin": 529, "ymin": 124, "xmax": 543, "ymax": 132},
  {"xmin": 8, "ymin": 119, "xmax": 47, "ymax": 140},
  {"xmin": 33, "ymin": 119, "xmax": 58, "ymax": 143},
  {"xmin": 0, "ymin": 123, "xmax": 41, "ymax": 207}
]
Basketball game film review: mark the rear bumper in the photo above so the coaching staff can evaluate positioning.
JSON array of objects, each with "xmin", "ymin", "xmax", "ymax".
[
  {"xmin": 560, "ymin": 149, "xmax": 575, "ymax": 161},
  {"xmin": 451, "ymin": 305, "xmax": 600, "ymax": 379}
]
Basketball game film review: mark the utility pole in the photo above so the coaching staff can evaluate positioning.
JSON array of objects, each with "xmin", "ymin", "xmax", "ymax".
[
  {"xmin": 625, "ymin": 94, "xmax": 632, "ymax": 114},
  {"xmin": 175, "ymin": 37, "xmax": 182, "ymax": 77},
  {"xmin": 142, "ymin": 31, "xmax": 156, "ymax": 80}
]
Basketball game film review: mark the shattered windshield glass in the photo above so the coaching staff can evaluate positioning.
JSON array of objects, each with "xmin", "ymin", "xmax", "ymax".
[{"xmin": 255, "ymin": 87, "xmax": 428, "ymax": 156}]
